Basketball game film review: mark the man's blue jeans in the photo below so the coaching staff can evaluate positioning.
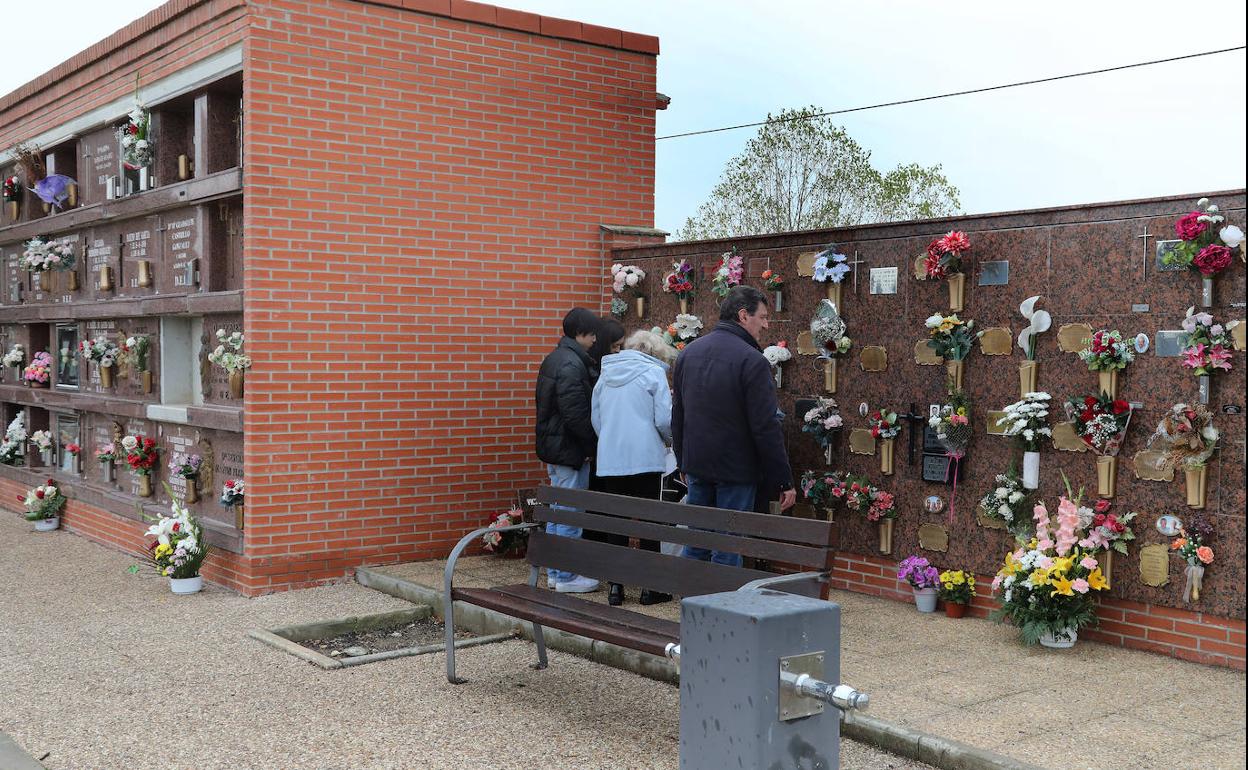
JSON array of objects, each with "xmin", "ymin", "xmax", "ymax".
[
  {"xmin": 545, "ymin": 462, "xmax": 590, "ymax": 583},
  {"xmin": 681, "ymin": 474, "xmax": 755, "ymax": 568}
]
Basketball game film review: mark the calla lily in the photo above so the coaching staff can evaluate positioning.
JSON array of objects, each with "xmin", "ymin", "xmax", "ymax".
[{"xmin": 1016, "ymin": 295, "xmax": 1051, "ymax": 359}]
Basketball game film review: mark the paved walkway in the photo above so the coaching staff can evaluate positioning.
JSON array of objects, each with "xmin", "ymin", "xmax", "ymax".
[
  {"xmin": 378, "ymin": 556, "xmax": 1248, "ymax": 770},
  {"xmin": 0, "ymin": 514, "xmax": 931, "ymax": 770}
]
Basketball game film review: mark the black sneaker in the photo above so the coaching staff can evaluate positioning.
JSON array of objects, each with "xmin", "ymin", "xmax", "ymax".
[
  {"xmin": 639, "ymin": 590, "xmax": 671, "ymax": 606},
  {"xmin": 608, "ymin": 583, "xmax": 624, "ymax": 606}
]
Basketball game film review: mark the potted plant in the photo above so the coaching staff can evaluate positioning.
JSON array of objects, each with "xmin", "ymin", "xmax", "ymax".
[
  {"xmin": 1179, "ymin": 309, "xmax": 1238, "ymax": 405},
  {"xmin": 22, "ymin": 479, "xmax": 66, "ymax": 531},
  {"xmin": 1146, "ymin": 403, "xmax": 1219, "ymax": 509},
  {"xmin": 898, "ymin": 555, "xmax": 941, "ymax": 612},
  {"xmin": 978, "ymin": 468, "xmax": 1034, "ymax": 544},
  {"xmin": 867, "ymin": 408, "xmax": 902, "ymax": 475},
  {"xmin": 220, "ymin": 479, "xmax": 245, "ymax": 529},
  {"xmin": 29, "ymin": 430, "xmax": 53, "ymax": 466},
  {"xmin": 799, "ymin": 470, "xmax": 848, "ymax": 521},
  {"xmin": 762, "ymin": 341, "xmax": 791, "ymax": 389},
  {"xmin": 811, "ymin": 299, "xmax": 851, "ymax": 392},
  {"xmin": 207, "ymin": 329, "xmax": 252, "ymax": 399},
  {"xmin": 996, "ymin": 392, "xmax": 1052, "ymax": 490},
  {"xmin": 662, "ymin": 259, "xmax": 695, "ymax": 314},
  {"xmin": 991, "ymin": 486, "xmax": 1109, "ymax": 648},
  {"xmin": 762, "ymin": 269, "xmax": 784, "ymax": 311},
  {"xmin": 924, "ymin": 313, "xmax": 980, "ymax": 392},
  {"xmin": 22, "ymin": 351, "xmax": 53, "ymax": 388},
  {"xmin": 612, "ymin": 264, "xmax": 647, "ymax": 318},
  {"xmin": 142, "ymin": 489, "xmax": 210, "ymax": 595},
  {"xmin": 1077, "ymin": 329, "xmax": 1134, "ymax": 399},
  {"xmin": 938, "ymin": 569, "xmax": 975, "ymax": 618},
  {"xmin": 1015, "ymin": 296, "xmax": 1050, "ymax": 397},
  {"xmin": 1076, "ymin": 499, "xmax": 1136, "ymax": 588},
  {"xmin": 922, "ymin": 231, "xmax": 971, "ymax": 311},
  {"xmin": 80, "ymin": 335, "xmax": 120, "ymax": 388},
  {"xmin": 1065, "ymin": 393, "xmax": 1131, "ymax": 498},
  {"xmin": 812, "ymin": 247, "xmax": 850, "ymax": 306},
  {"xmin": 168, "ymin": 452, "xmax": 203, "ymax": 504},
  {"xmin": 801, "ymin": 397, "xmax": 843, "ymax": 465},
  {"xmin": 95, "ymin": 443, "xmax": 118, "ymax": 482},
  {"xmin": 482, "ymin": 507, "xmax": 530, "ymax": 558},
  {"xmin": 122, "ymin": 434, "xmax": 159, "ymax": 497},
  {"xmin": 2, "ymin": 343, "xmax": 24, "ymax": 383},
  {"xmin": 1170, "ymin": 515, "xmax": 1215, "ymax": 603},
  {"xmin": 1162, "ymin": 198, "xmax": 1242, "ymax": 306}
]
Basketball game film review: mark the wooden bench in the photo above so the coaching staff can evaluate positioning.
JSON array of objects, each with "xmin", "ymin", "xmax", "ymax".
[{"xmin": 442, "ymin": 485, "xmax": 839, "ymax": 683}]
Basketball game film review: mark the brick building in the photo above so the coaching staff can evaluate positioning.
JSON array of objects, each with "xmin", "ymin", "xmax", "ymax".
[{"xmin": 1, "ymin": 0, "xmax": 663, "ymax": 593}]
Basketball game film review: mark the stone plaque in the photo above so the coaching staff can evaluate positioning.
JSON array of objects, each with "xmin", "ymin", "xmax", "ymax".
[
  {"xmin": 1154, "ymin": 331, "xmax": 1187, "ymax": 358},
  {"xmin": 796, "ymin": 252, "xmax": 820, "ymax": 278},
  {"xmin": 85, "ymin": 224, "xmax": 122, "ymax": 300},
  {"xmin": 4, "ymin": 247, "xmax": 21, "ymax": 305},
  {"xmin": 848, "ymin": 429, "xmax": 876, "ymax": 456},
  {"xmin": 859, "ymin": 346, "xmax": 887, "ymax": 371},
  {"xmin": 976, "ymin": 502, "xmax": 1006, "ymax": 530},
  {"xmin": 869, "ymin": 267, "xmax": 897, "ymax": 295},
  {"xmin": 917, "ymin": 523, "xmax": 949, "ymax": 552},
  {"xmin": 160, "ymin": 207, "xmax": 204, "ymax": 293},
  {"xmin": 1052, "ymin": 422, "xmax": 1088, "ymax": 452},
  {"xmin": 795, "ymin": 331, "xmax": 820, "ymax": 356},
  {"xmin": 1233, "ymin": 321, "xmax": 1246, "ymax": 351},
  {"xmin": 80, "ymin": 127, "xmax": 120, "ymax": 206},
  {"xmin": 120, "ymin": 215, "xmax": 160, "ymax": 296},
  {"xmin": 979, "ymin": 327, "xmax": 1013, "ymax": 355},
  {"xmin": 977, "ymin": 260, "xmax": 1009, "ymax": 286},
  {"xmin": 913, "ymin": 340, "xmax": 943, "ymax": 365},
  {"xmin": 985, "ymin": 410, "xmax": 1009, "ymax": 436},
  {"xmin": 1139, "ymin": 543, "xmax": 1171, "ymax": 587},
  {"xmin": 1057, "ymin": 323, "xmax": 1093, "ymax": 353},
  {"xmin": 1132, "ymin": 450, "xmax": 1174, "ymax": 482},
  {"xmin": 1155, "ymin": 240, "xmax": 1186, "ymax": 272}
]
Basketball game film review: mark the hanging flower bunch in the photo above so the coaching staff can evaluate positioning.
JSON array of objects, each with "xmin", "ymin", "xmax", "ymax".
[
  {"xmin": 799, "ymin": 470, "xmax": 849, "ymax": 509},
  {"xmin": 801, "ymin": 397, "xmax": 843, "ymax": 447},
  {"xmin": 80, "ymin": 336, "xmax": 120, "ymax": 367},
  {"xmin": 21, "ymin": 480, "xmax": 66, "ymax": 522},
  {"xmin": 711, "ymin": 249, "xmax": 743, "ymax": 298},
  {"xmin": 144, "ymin": 495, "xmax": 209, "ymax": 579},
  {"xmin": 845, "ymin": 478, "xmax": 896, "ymax": 522},
  {"xmin": 23, "ymin": 351, "xmax": 53, "ymax": 384},
  {"xmin": 3, "ymin": 175, "xmax": 20, "ymax": 203},
  {"xmin": 812, "ymin": 249, "xmax": 850, "ymax": 284},
  {"xmin": 652, "ymin": 314, "xmax": 703, "ymax": 351},
  {"xmin": 811, "ymin": 300, "xmax": 851, "ymax": 356},
  {"xmin": 928, "ymin": 390, "xmax": 972, "ymax": 457},
  {"xmin": 121, "ymin": 434, "xmax": 159, "ymax": 477},
  {"xmin": 1, "ymin": 414, "xmax": 27, "ymax": 465},
  {"xmin": 923, "ymin": 230, "xmax": 971, "ymax": 280},
  {"xmin": 761, "ymin": 269, "xmax": 784, "ymax": 292},
  {"xmin": 867, "ymin": 408, "xmax": 901, "ymax": 439},
  {"xmin": 662, "ymin": 259, "xmax": 695, "ymax": 300},
  {"xmin": 611, "ymin": 264, "xmax": 646, "ymax": 297},
  {"xmin": 3, "ymin": 343, "xmax": 25, "ymax": 369},
  {"xmin": 1145, "ymin": 403, "xmax": 1219, "ymax": 473},
  {"xmin": 1179, "ymin": 309, "xmax": 1238, "ymax": 377},
  {"xmin": 979, "ymin": 469, "xmax": 1033, "ymax": 542},
  {"xmin": 1077, "ymin": 499, "xmax": 1137, "ymax": 555},
  {"xmin": 1170, "ymin": 513, "xmax": 1215, "ymax": 603},
  {"xmin": 610, "ymin": 297, "xmax": 627, "ymax": 318},
  {"xmin": 1162, "ymin": 198, "xmax": 1242, "ymax": 276},
  {"xmin": 20, "ymin": 237, "xmax": 76, "ymax": 273},
  {"xmin": 924, "ymin": 313, "xmax": 979, "ymax": 360},
  {"xmin": 119, "ymin": 336, "xmax": 151, "ymax": 371},
  {"xmin": 762, "ymin": 341, "xmax": 791, "ymax": 367},
  {"xmin": 1171, "ymin": 524, "xmax": 1215, "ymax": 569},
  {"xmin": 1065, "ymin": 393, "xmax": 1131, "ymax": 456},
  {"xmin": 481, "ymin": 507, "xmax": 529, "ymax": 555},
  {"xmin": 996, "ymin": 392, "xmax": 1053, "ymax": 452},
  {"xmin": 207, "ymin": 329, "xmax": 251, "ymax": 374},
  {"xmin": 220, "ymin": 479, "xmax": 245, "ymax": 507},
  {"xmin": 117, "ymin": 101, "xmax": 154, "ymax": 169},
  {"xmin": 168, "ymin": 452, "xmax": 202, "ymax": 480},
  {"xmin": 1077, "ymin": 329, "xmax": 1135, "ymax": 372},
  {"xmin": 28, "ymin": 430, "xmax": 53, "ymax": 453}
]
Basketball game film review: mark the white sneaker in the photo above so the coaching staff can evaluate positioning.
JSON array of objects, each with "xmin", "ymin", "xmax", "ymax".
[{"xmin": 555, "ymin": 576, "xmax": 600, "ymax": 594}]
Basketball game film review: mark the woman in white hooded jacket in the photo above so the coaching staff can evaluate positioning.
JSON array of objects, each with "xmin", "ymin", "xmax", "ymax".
[{"xmin": 591, "ymin": 330, "xmax": 676, "ymax": 606}]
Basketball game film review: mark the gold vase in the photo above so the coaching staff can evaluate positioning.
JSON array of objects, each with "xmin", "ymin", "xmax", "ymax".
[
  {"xmin": 229, "ymin": 370, "xmax": 245, "ymax": 399},
  {"xmin": 1019, "ymin": 360, "xmax": 1038, "ymax": 397},
  {"xmin": 878, "ymin": 518, "xmax": 894, "ymax": 554},
  {"xmin": 142, "ymin": 370, "xmax": 153, "ymax": 394},
  {"xmin": 1098, "ymin": 369, "xmax": 1118, "ymax": 399},
  {"xmin": 945, "ymin": 359, "xmax": 963, "ymax": 392},
  {"xmin": 67, "ymin": 183, "xmax": 78, "ymax": 208},
  {"xmin": 880, "ymin": 437, "xmax": 895, "ymax": 475},
  {"xmin": 1096, "ymin": 455, "xmax": 1117, "ymax": 498},
  {"xmin": 679, "ymin": 298, "xmax": 688, "ymax": 315},
  {"xmin": 824, "ymin": 358, "xmax": 837, "ymax": 393},
  {"xmin": 100, "ymin": 364, "xmax": 114, "ymax": 388},
  {"xmin": 137, "ymin": 260, "xmax": 153, "ymax": 288},
  {"xmin": 234, "ymin": 503, "xmax": 245, "ymax": 530},
  {"xmin": 826, "ymin": 282, "xmax": 842, "ymax": 307},
  {"xmin": 947, "ymin": 272, "xmax": 966, "ymax": 312},
  {"xmin": 1101, "ymin": 549, "xmax": 1114, "ymax": 589},
  {"xmin": 635, "ymin": 296, "xmax": 645, "ymax": 318},
  {"xmin": 178, "ymin": 154, "xmax": 193, "ymax": 180},
  {"xmin": 1184, "ymin": 465, "xmax": 1208, "ymax": 509},
  {"xmin": 185, "ymin": 480, "xmax": 199, "ymax": 505},
  {"xmin": 98, "ymin": 265, "xmax": 114, "ymax": 292},
  {"xmin": 823, "ymin": 507, "xmax": 835, "ymax": 523},
  {"xmin": 5, "ymin": 200, "xmax": 16, "ymax": 220},
  {"xmin": 139, "ymin": 474, "xmax": 153, "ymax": 498}
]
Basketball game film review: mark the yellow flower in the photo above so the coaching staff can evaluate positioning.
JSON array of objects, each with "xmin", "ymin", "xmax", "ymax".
[
  {"xmin": 1001, "ymin": 553, "xmax": 1020, "ymax": 576},
  {"xmin": 944, "ymin": 582, "xmax": 953, "ymax": 590},
  {"xmin": 967, "ymin": 576, "xmax": 976, "ymax": 587},
  {"xmin": 1087, "ymin": 568, "xmax": 1108, "ymax": 591},
  {"xmin": 1050, "ymin": 575, "xmax": 1075, "ymax": 596},
  {"xmin": 1050, "ymin": 556, "xmax": 1074, "ymax": 576},
  {"xmin": 1030, "ymin": 568, "xmax": 1050, "ymax": 586},
  {"xmin": 955, "ymin": 406, "xmax": 967, "ymax": 416}
]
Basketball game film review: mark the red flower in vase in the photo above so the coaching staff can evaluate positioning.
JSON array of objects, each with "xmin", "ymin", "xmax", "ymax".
[
  {"xmin": 1193, "ymin": 244, "xmax": 1232, "ymax": 276},
  {"xmin": 1174, "ymin": 211, "xmax": 1208, "ymax": 241}
]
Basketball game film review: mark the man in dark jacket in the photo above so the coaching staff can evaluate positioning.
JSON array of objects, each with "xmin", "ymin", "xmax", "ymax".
[
  {"xmin": 672, "ymin": 286, "xmax": 795, "ymax": 566},
  {"xmin": 533, "ymin": 307, "xmax": 601, "ymax": 593}
]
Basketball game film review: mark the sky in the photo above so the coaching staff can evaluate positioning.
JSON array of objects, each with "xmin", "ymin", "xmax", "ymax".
[{"xmin": 3, "ymin": 0, "xmax": 1245, "ymax": 236}]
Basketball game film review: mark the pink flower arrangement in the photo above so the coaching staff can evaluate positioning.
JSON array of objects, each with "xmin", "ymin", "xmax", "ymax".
[
  {"xmin": 1162, "ymin": 198, "xmax": 1241, "ymax": 276},
  {"xmin": 1179, "ymin": 310, "xmax": 1238, "ymax": 377},
  {"xmin": 923, "ymin": 230, "xmax": 971, "ymax": 279},
  {"xmin": 1193, "ymin": 244, "xmax": 1233, "ymax": 276},
  {"xmin": 1174, "ymin": 211, "xmax": 1209, "ymax": 241}
]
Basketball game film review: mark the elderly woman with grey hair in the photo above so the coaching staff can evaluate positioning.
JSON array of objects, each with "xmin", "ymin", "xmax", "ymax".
[{"xmin": 590, "ymin": 330, "xmax": 677, "ymax": 606}]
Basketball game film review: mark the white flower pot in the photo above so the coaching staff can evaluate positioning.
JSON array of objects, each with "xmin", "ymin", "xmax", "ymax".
[
  {"xmin": 169, "ymin": 576, "xmax": 204, "ymax": 595},
  {"xmin": 1022, "ymin": 451, "xmax": 1041, "ymax": 490},
  {"xmin": 913, "ymin": 587, "xmax": 938, "ymax": 613},
  {"xmin": 1039, "ymin": 627, "xmax": 1078, "ymax": 649},
  {"xmin": 33, "ymin": 517, "xmax": 60, "ymax": 532}
]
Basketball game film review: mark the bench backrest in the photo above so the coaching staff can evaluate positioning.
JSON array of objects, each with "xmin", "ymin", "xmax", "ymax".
[{"xmin": 530, "ymin": 486, "xmax": 838, "ymax": 599}]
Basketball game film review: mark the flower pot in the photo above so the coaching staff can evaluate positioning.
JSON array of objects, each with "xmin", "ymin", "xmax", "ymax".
[
  {"xmin": 826, "ymin": 282, "xmax": 842, "ymax": 307},
  {"xmin": 824, "ymin": 358, "xmax": 837, "ymax": 393},
  {"xmin": 913, "ymin": 587, "xmax": 938, "ymax": 613},
  {"xmin": 138, "ymin": 474, "xmax": 153, "ymax": 498},
  {"xmin": 1183, "ymin": 564, "xmax": 1204, "ymax": 603},
  {"xmin": 65, "ymin": 270, "xmax": 79, "ymax": 291},
  {"xmin": 1100, "ymin": 549, "xmax": 1113, "ymax": 589},
  {"xmin": 178, "ymin": 154, "xmax": 193, "ymax": 180},
  {"xmin": 773, "ymin": 290, "xmax": 783, "ymax": 312},
  {"xmin": 1098, "ymin": 369, "xmax": 1118, "ymax": 399},
  {"xmin": 773, "ymin": 366, "xmax": 783, "ymax": 390},
  {"xmin": 1022, "ymin": 451, "xmax": 1041, "ymax": 490},
  {"xmin": 880, "ymin": 437, "xmax": 895, "ymax": 475},
  {"xmin": 679, "ymin": 298, "xmax": 689, "ymax": 315},
  {"xmin": 184, "ymin": 480, "xmax": 199, "ymax": 504},
  {"xmin": 170, "ymin": 576, "xmax": 204, "ymax": 595},
  {"xmin": 137, "ymin": 259, "xmax": 153, "ymax": 288},
  {"xmin": 947, "ymin": 272, "xmax": 966, "ymax": 312},
  {"xmin": 944, "ymin": 601, "xmax": 967, "ymax": 619},
  {"xmin": 1198, "ymin": 374, "xmax": 1210, "ymax": 405},
  {"xmin": 1039, "ymin": 627, "xmax": 1078, "ymax": 649},
  {"xmin": 877, "ymin": 518, "xmax": 893, "ymax": 554},
  {"xmin": 945, "ymin": 359, "xmax": 963, "ymax": 392},
  {"xmin": 98, "ymin": 265, "xmax": 114, "ymax": 292},
  {"xmin": 234, "ymin": 503, "xmax": 245, "ymax": 530},
  {"xmin": 99, "ymin": 363, "xmax": 114, "ymax": 389},
  {"xmin": 1184, "ymin": 465, "xmax": 1208, "ymax": 509},
  {"xmin": 142, "ymin": 370, "xmax": 153, "ymax": 394},
  {"xmin": 1096, "ymin": 455, "xmax": 1117, "ymax": 498},
  {"xmin": 1018, "ymin": 360, "xmax": 1038, "ymax": 397},
  {"xmin": 229, "ymin": 370, "xmax": 245, "ymax": 399},
  {"xmin": 33, "ymin": 516, "xmax": 60, "ymax": 532},
  {"xmin": 1201, "ymin": 276, "xmax": 1214, "ymax": 308}
]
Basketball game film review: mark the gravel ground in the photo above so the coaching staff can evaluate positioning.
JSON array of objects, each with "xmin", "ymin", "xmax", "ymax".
[{"xmin": 0, "ymin": 514, "xmax": 933, "ymax": 770}]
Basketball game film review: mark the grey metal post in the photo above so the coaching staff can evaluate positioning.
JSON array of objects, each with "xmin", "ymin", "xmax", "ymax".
[{"xmin": 678, "ymin": 589, "xmax": 863, "ymax": 770}]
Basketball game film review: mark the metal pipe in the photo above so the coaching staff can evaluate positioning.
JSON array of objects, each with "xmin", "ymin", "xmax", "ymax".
[
  {"xmin": 337, "ymin": 632, "xmax": 516, "ymax": 667},
  {"xmin": 779, "ymin": 670, "xmax": 869, "ymax": 711}
]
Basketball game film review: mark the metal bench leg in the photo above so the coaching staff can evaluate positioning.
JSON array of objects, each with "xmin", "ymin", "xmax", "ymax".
[
  {"xmin": 528, "ymin": 565, "xmax": 548, "ymax": 670},
  {"xmin": 445, "ymin": 586, "xmax": 465, "ymax": 684}
]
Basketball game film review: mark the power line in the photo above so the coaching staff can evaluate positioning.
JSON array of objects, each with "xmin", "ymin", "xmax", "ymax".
[{"xmin": 655, "ymin": 45, "xmax": 1246, "ymax": 141}]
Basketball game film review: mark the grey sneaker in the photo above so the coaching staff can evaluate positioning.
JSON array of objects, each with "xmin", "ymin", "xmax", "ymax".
[{"xmin": 555, "ymin": 576, "xmax": 600, "ymax": 594}]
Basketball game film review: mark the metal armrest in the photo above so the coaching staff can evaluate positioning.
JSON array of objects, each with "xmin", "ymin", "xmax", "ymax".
[
  {"xmin": 737, "ymin": 570, "xmax": 829, "ymax": 593},
  {"xmin": 443, "ymin": 522, "xmax": 539, "ymax": 598}
]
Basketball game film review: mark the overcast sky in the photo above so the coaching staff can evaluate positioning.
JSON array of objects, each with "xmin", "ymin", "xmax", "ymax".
[{"xmin": 4, "ymin": 0, "xmax": 1245, "ymax": 235}]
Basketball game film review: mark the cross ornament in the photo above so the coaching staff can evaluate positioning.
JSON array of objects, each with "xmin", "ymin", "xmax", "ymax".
[
  {"xmin": 1137, "ymin": 231, "xmax": 1154, "ymax": 278},
  {"xmin": 847, "ymin": 251, "xmax": 866, "ymax": 292}
]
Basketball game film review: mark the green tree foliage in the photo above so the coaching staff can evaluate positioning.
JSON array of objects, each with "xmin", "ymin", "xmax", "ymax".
[{"xmin": 676, "ymin": 106, "xmax": 961, "ymax": 240}]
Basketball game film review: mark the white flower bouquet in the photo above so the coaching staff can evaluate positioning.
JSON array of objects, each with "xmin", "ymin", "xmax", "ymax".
[
  {"xmin": 207, "ymin": 329, "xmax": 251, "ymax": 373},
  {"xmin": 996, "ymin": 392, "xmax": 1053, "ymax": 452}
]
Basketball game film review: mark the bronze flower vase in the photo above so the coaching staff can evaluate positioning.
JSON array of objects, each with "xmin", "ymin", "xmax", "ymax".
[
  {"xmin": 826, "ymin": 282, "xmax": 842, "ymax": 307},
  {"xmin": 67, "ymin": 183, "xmax": 78, "ymax": 208},
  {"xmin": 1098, "ymin": 369, "xmax": 1118, "ymax": 399},
  {"xmin": 229, "ymin": 370, "xmax": 245, "ymax": 399},
  {"xmin": 679, "ymin": 298, "xmax": 689, "ymax": 315},
  {"xmin": 1100, "ymin": 549, "xmax": 1114, "ymax": 589},
  {"xmin": 1096, "ymin": 455, "xmax": 1117, "ymax": 498},
  {"xmin": 184, "ymin": 478, "xmax": 199, "ymax": 505},
  {"xmin": 1184, "ymin": 465, "xmax": 1208, "ymax": 509},
  {"xmin": 139, "ymin": 474, "xmax": 153, "ymax": 498},
  {"xmin": 99, "ymin": 363, "xmax": 114, "ymax": 389},
  {"xmin": 880, "ymin": 437, "xmax": 895, "ymax": 475},
  {"xmin": 1019, "ymin": 360, "xmax": 1038, "ymax": 397},
  {"xmin": 142, "ymin": 370, "xmax": 153, "ymax": 394},
  {"xmin": 635, "ymin": 296, "xmax": 646, "ymax": 318},
  {"xmin": 824, "ymin": 358, "xmax": 837, "ymax": 393},
  {"xmin": 5, "ymin": 201, "xmax": 16, "ymax": 221},
  {"xmin": 878, "ymin": 518, "xmax": 894, "ymax": 554},
  {"xmin": 98, "ymin": 265, "xmax": 114, "ymax": 292},
  {"xmin": 137, "ymin": 260, "xmax": 153, "ymax": 288},
  {"xmin": 947, "ymin": 273, "xmax": 966, "ymax": 312},
  {"xmin": 234, "ymin": 503, "xmax": 245, "ymax": 530},
  {"xmin": 945, "ymin": 359, "xmax": 964, "ymax": 392},
  {"xmin": 823, "ymin": 507, "xmax": 835, "ymax": 523}
]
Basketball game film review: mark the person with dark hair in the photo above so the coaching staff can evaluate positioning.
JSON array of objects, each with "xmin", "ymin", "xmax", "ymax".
[
  {"xmin": 534, "ymin": 307, "xmax": 601, "ymax": 593},
  {"xmin": 672, "ymin": 286, "xmax": 795, "ymax": 566},
  {"xmin": 587, "ymin": 318, "xmax": 625, "ymax": 369}
]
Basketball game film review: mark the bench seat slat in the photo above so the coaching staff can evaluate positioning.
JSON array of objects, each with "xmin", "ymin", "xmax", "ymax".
[{"xmin": 489, "ymin": 584, "xmax": 681, "ymax": 639}]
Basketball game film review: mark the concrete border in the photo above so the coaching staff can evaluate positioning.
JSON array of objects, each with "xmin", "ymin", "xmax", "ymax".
[
  {"xmin": 0, "ymin": 731, "xmax": 45, "ymax": 770},
  {"xmin": 356, "ymin": 567, "xmax": 1047, "ymax": 770}
]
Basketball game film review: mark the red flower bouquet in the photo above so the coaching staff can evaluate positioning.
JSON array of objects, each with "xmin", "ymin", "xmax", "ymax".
[
  {"xmin": 122, "ymin": 435, "xmax": 160, "ymax": 477},
  {"xmin": 1065, "ymin": 394, "xmax": 1132, "ymax": 456},
  {"xmin": 923, "ymin": 230, "xmax": 971, "ymax": 280}
]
